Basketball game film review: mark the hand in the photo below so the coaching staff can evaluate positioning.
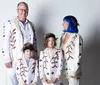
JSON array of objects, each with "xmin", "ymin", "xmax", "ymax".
[
  {"xmin": 51, "ymin": 78, "xmax": 57, "ymax": 83},
  {"xmin": 43, "ymin": 78, "xmax": 48, "ymax": 83},
  {"xmin": 5, "ymin": 62, "xmax": 12, "ymax": 68},
  {"xmin": 23, "ymin": 82, "xmax": 27, "ymax": 85},
  {"xmin": 30, "ymin": 83, "xmax": 34, "ymax": 85}
]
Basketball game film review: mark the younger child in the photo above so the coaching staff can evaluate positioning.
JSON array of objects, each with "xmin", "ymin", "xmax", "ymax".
[{"xmin": 16, "ymin": 43, "xmax": 38, "ymax": 85}]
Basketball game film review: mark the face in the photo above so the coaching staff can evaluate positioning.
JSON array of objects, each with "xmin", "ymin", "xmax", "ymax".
[
  {"xmin": 17, "ymin": 3, "xmax": 28, "ymax": 21},
  {"xmin": 24, "ymin": 49, "xmax": 33, "ymax": 58},
  {"xmin": 62, "ymin": 21, "xmax": 69, "ymax": 30},
  {"xmin": 47, "ymin": 37, "xmax": 55, "ymax": 48}
]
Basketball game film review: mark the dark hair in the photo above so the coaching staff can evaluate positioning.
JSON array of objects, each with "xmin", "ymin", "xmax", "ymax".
[
  {"xmin": 17, "ymin": 2, "xmax": 28, "ymax": 10},
  {"xmin": 22, "ymin": 43, "xmax": 34, "ymax": 52},
  {"xmin": 44, "ymin": 33, "xmax": 57, "ymax": 48}
]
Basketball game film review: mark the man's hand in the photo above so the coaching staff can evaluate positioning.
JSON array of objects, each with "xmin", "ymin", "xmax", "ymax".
[{"xmin": 5, "ymin": 62, "xmax": 12, "ymax": 68}]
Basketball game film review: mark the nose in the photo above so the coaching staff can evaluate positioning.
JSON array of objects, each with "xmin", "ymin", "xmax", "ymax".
[
  {"xmin": 27, "ymin": 51, "xmax": 31, "ymax": 55},
  {"xmin": 22, "ymin": 10, "xmax": 26, "ymax": 13},
  {"xmin": 62, "ymin": 22, "xmax": 64, "ymax": 26},
  {"xmin": 62, "ymin": 23, "xmax": 65, "ymax": 28}
]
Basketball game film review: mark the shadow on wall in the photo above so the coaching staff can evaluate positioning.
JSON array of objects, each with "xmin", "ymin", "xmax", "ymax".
[
  {"xmin": 32, "ymin": 7, "xmax": 52, "ymax": 85},
  {"xmin": 81, "ymin": 25, "xmax": 100, "ymax": 85},
  {"xmin": 34, "ymin": 7, "xmax": 52, "ymax": 53}
]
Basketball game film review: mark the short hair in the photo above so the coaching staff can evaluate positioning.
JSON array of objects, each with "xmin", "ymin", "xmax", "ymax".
[
  {"xmin": 44, "ymin": 33, "xmax": 57, "ymax": 48},
  {"xmin": 17, "ymin": 2, "xmax": 28, "ymax": 10},
  {"xmin": 63, "ymin": 15, "xmax": 79, "ymax": 33},
  {"xmin": 22, "ymin": 43, "xmax": 34, "ymax": 52}
]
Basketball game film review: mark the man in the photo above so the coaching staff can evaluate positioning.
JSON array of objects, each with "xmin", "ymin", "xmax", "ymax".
[{"xmin": 3, "ymin": 2, "xmax": 38, "ymax": 85}]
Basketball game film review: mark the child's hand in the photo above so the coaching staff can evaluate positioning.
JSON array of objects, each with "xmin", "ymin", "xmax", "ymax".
[
  {"xmin": 51, "ymin": 78, "xmax": 57, "ymax": 83},
  {"xmin": 30, "ymin": 83, "xmax": 34, "ymax": 85},
  {"xmin": 23, "ymin": 82, "xmax": 27, "ymax": 85},
  {"xmin": 43, "ymin": 78, "xmax": 48, "ymax": 83}
]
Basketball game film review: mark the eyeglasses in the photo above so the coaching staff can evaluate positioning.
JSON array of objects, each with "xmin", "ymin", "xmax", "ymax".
[{"xmin": 18, "ymin": 9, "xmax": 28, "ymax": 12}]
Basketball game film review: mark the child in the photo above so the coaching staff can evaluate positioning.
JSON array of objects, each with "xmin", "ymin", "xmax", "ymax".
[
  {"xmin": 39, "ymin": 33, "xmax": 63, "ymax": 85},
  {"xmin": 16, "ymin": 43, "xmax": 38, "ymax": 85}
]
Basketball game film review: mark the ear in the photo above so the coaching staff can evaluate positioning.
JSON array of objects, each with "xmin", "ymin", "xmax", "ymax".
[
  {"xmin": 17, "ymin": 9, "xmax": 19, "ymax": 14},
  {"xmin": 26, "ymin": 10, "xmax": 29, "ymax": 16}
]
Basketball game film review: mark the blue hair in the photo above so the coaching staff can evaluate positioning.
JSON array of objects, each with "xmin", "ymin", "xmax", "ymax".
[{"xmin": 63, "ymin": 15, "xmax": 79, "ymax": 33}]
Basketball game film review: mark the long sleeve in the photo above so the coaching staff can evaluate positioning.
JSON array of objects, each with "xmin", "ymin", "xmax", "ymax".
[
  {"xmin": 30, "ymin": 22, "xmax": 38, "ymax": 59},
  {"xmin": 32, "ymin": 60, "xmax": 39, "ymax": 85},
  {"xmin": 55, "ymin": 50, "xmax": 63, "ymax": 79},
  {"xmin": 3, "ymin": 21, "xmax": 12, "ymax": 63},
  {"xmin": 76, "ymin": 35, "xmax": 83, "ymax": 74},
  {"xmin": 39, "ymin": 51, "xmax": 45, "ymax": 80},
  {"xmin": 79, "ymin": 35, "xmax": 83, "ymax": 58},
  {"xmin": 16, "ymin": 59, "xmax": 27, "ymax": 85},
  {"xmin": 16, "ymin": 59, "xmax": 23, "ymax": 83},
  {"xmin": 74, "ymin": 35, "xmax": 83, "ymax": 74},
  {"xmin": 33, "ymin": 28, "xmax": 38, "ymax": 58}
]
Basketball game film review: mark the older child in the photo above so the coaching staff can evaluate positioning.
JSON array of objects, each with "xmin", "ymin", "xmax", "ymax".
[
  {"xmin": 39, "ymin": 33, "xmax": 63, "ymax": 85},
  {"xmin": 16, "ymin": 43, "xmax": 38, "ymax": 85}
]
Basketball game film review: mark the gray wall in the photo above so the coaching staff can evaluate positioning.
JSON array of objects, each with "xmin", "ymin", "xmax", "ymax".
[{"xmin": 0, "ymin": 0, "xmax": 100, "ymax": 85}]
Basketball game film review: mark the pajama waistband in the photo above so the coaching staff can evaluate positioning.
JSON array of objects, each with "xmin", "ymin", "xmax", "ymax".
[
  {"xmin": 40, "ymin": 78, "xmax": 59, "ymax": 83},
  {"xmin": 64, "ymin": 73, "xmax": 81, "ymax": 78}
]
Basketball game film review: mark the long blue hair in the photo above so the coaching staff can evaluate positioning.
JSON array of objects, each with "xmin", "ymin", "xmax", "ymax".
[{"xmin": 63, "ymin": 15, "xmax": 79, "ymax": 33}]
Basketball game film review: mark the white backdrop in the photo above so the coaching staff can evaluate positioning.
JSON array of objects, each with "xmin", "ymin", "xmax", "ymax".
[{"xmin": 0, "ymin": 0, "xmax": 100, "ymax": 85}]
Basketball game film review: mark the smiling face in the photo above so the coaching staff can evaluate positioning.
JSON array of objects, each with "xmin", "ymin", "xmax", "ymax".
[
  {"xmin": 62, "ymin": 21, "xmax": 69, "ymax": 30},
  {"xmin": 24, "ymin": 49, "xmax": 33, "ymax": 59},
  {"xmin": 17, "ymin": 3, "xmax": 28, "ymax": 21},
  {"xmin": 47, "ymin": 37, "xmax": 55, "ymax": 48}
]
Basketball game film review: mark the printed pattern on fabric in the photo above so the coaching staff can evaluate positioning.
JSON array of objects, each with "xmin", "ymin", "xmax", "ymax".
[
  {"xmin": 60, "ymin": 33, "xmax": 83, "ymax": 78},
  {"xmin": 65, "ymin": 34, "xmax": 77, "ymax": 60},
  {"xmin": 16, "ymin": 57, "xmax": 38, "ymax": 84},
  {"xmin": 39, "ymin": 49, "xmax": 63, "ymax": 82}
]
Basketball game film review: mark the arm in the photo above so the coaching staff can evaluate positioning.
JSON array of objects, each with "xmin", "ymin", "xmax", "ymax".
[
  {"xmin": 39, "ymin": 51, "xmax": 45, "ymax": 80},
  {"xmin": 74, "ymin": 35, "xmax": 83, "ymax": 76},
  {"xmin": 77, "ymin": 35, "xmax": 83, "ymax": 75},
  {"xmin": 33, "ymin": 28, "xmax": 38, "ymax": 59},
  {"xmin": 16, "ymin": 59, "xmax": 22, "ymax": 83},
  {"xmin": 16, "ymin": 59, "xmax": 26, "ymax": 85},
  {"xmin": 3, "ymin": 21, "xmax": 12, "ymax": 68},
  {"xmin": 55, "ymin": 50, "xmax": 63, "ymax": 79},
  {"xmin": 31, "ymin": 60, "xmax": 39, "ymax": 85},
  {"xmin": 30, "ymin": 22, "xmax": 38, "ymax": 60}
]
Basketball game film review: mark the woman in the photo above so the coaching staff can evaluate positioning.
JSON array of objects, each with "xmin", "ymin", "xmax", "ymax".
[
  {"xmin": 39, "ymin": 33, "xmax": 63, "ymax": 85},
  {"xmin": 60, "ymin": 15, "xmax": 83, "ymax": 85}
]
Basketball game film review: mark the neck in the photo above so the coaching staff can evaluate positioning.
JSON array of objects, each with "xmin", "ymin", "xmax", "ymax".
[
  {"xmin": 25, "ymin": 57, "xmax": 30, "ymax": 60},
  {"xmin": 64, "ymin": 32, "xmax": 71, "ymax": 38},
  {"xmin": 67, "ymin": 32, "xmax": 71, "ymax": 35},
  {"xmin": 47, "ymin": 47, "xmax": 55, "ymax": 50},
  {"xmin": 17, "ymin": 16, "xmax": 26, "ymax": 23}
]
